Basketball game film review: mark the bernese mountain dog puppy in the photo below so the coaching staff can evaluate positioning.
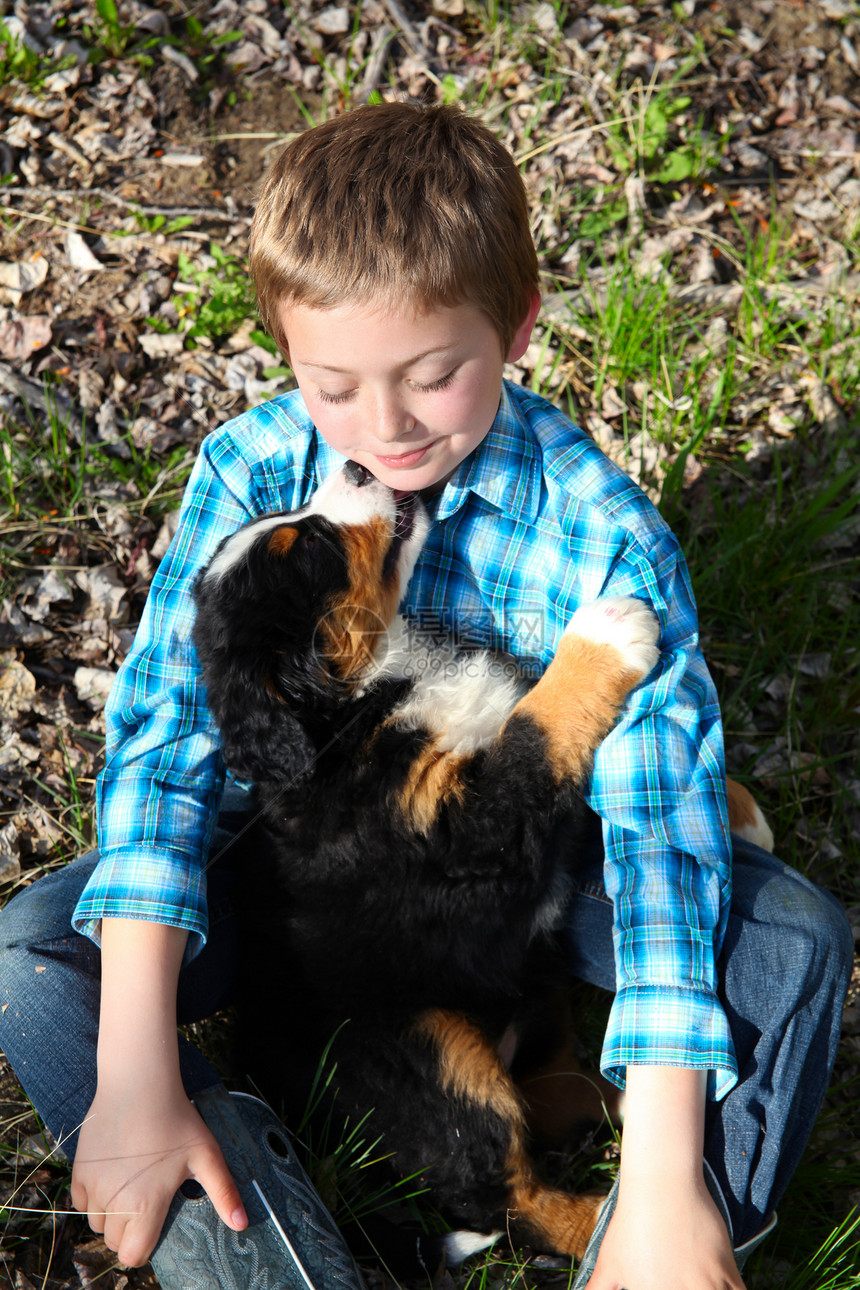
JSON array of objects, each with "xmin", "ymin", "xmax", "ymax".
[{"xmin": 192, "ymin": 460, "xmax": 767, "ymax": 1271}]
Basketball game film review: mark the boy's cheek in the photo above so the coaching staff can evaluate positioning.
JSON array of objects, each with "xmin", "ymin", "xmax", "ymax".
[
  {"xmin": 298, "ymin": 394, "xmax": 352, "ymax": 452},
  {"xmin": 318, "ymin": 427, "xmax": 356, "ymax": 461}
]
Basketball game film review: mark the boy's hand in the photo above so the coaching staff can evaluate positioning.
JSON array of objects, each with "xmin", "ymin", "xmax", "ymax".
[
  {"xmin": 72, "ymin": 1074, "xmax": 247, "ymax": 1267},
  {"xmin": 72, "ymin": 918, "xmax": 247, "ymax": 1266},
  {"xmin": 587, "ymin": 1065, "xmax": 746, "ymax": 1290},
  {"xmin": 586, "ymin": 1175, "xmax": 746, "ymax": 1290}
]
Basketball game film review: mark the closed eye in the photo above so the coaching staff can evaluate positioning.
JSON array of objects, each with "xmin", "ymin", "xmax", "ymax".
[
  {"xmin": 317, "ymin": 387, "xmax": 355, "ymax": 405},
  {"xmin": 316, "ymin": 369, "xmax": 458, "ymax": 404},
  {"xmin": 411, "ymin": 369, "xmax": 457, "ymax": 393}
]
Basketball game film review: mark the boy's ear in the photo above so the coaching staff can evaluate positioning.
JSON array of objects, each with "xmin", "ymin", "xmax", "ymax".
[{"xmin": 506, "ymin": 291, "xmax": 542, "ymax": 363}]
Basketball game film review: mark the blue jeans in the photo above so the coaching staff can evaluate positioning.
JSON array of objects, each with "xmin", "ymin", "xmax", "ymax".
[{"xmin": 0, "ymin": 789, "xmax": 851, "ymax": 1252}]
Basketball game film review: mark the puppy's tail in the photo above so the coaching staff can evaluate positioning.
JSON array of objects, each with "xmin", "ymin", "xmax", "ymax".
[{"xmin": 727, "ymin": 779, "xmax": 774, "ymax": 852}]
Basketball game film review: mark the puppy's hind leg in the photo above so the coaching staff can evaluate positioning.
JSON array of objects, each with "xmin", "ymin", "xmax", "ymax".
[
  {"xmin": 410, "ymin": 1008, "xmax": 606, "ymax": 1264},
  {"xmin": 516, "ymin": 1036, "xmax": 623, "ymax": 1143}
]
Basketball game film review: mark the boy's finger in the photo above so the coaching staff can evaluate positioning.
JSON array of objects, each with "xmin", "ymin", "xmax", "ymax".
[
  {"xmin": 87, "ymin": 1209, "xmax": 107, "ymax": 1234},
  {"xmin": 194, "ymin": 1143, "xmax": 248, "ymax": 1231},
  {"xmin": 70, "ymin": 1177, "xmax": 87, "ymax": 1215},
  {"xmin": 113, "ymin": 1218, "xmax": 163, "ymax": 1269},
  {"xmin": 103, "ymin": 1212, "xmax": 133, "ymax": 1264}
]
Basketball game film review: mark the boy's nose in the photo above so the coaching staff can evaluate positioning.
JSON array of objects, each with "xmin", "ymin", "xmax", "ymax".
[{"xmin": 374, "ymin": 395, "xmax": 415, "ymax": 442}]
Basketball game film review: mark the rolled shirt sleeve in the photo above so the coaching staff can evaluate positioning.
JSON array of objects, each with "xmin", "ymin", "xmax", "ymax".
[
  {"xmin": 72, "ymin": 396, "xmax": 336, "ymax": 959},
  {"xmin": 585, "ymin": 530, "xmax": 736, "ymax": 1099}
]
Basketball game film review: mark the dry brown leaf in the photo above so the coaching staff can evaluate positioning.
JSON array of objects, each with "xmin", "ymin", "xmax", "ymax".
[{"xmin": 0, "ymin": 315, "xmax": 51, "ymax": 361}]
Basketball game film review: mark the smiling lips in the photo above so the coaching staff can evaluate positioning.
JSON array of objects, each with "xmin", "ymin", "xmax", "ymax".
[{"xmin": 374, "ymin": 445, "xmax": 431, "ymax": 469}]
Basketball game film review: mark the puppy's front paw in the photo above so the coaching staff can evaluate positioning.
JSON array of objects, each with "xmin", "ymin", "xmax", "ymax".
[{"xmin": 564, "ymin": 597, "xmax": 660, "ymax": 682}]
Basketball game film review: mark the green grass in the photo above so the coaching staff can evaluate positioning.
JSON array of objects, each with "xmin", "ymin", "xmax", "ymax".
[
  {"xmin": 670, "ymin": 429, "xmax": 860, "ymax": 890},
  {"xmin": 0, "ymin": 397, "xmax": 193, "ymax": 523},
  {"xmin": 159, "ymin": 243, "xmax": 259, "ymax": 348},
  {"xmin": 1, "ymin": 406, "xmax": 93, "ymax": 522},
  {"xmin": 753, "ymin": 1148, "xmax": 860, "ymax": 1288},
  {"xmin": 0, "ymin": 20, "xmax": 76, "ymax": 88}
]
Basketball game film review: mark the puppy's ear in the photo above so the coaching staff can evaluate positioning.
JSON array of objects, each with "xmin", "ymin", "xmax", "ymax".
[
  {"xmin": 205, "ymin": 659, "xmax": 315, "ymax": 785},
  {"xmin": 193, "ymin": 577, "xmax": 316, "ymax": 786}
]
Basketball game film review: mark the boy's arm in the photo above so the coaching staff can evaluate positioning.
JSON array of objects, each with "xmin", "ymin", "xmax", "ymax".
[
  {"xmin": 73, "ymin": 402, "xmax": 322, "ymax": 958},
  {"xmin": 588, "ymin": 1067, "xmax": 745, "ymax": 1290},
  {"xmin": 72, "ymin": 436, "xmax": 254, "ymax": 958},
  {"xmin": 585, "ymin": 529, "xmax": 737, "ymax": 1095},
  {"xmin": 70, "ymin": 405, "xmax": 324, "ymax": 1262},
  {"xmin": 571, "ymin": 530, "xmax": 738, "ymax": 1282},
  {"xmin": 71, "ymin": 919, "xmax": 248, "ymax": 1267}
]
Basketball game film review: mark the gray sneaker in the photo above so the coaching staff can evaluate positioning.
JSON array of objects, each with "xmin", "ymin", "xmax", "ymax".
[{"xmin": 150, "ymin": 1085, "xmax": 365, "ymax": 1290}]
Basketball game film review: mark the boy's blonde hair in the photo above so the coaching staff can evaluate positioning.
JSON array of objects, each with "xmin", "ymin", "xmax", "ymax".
[{"xmin": 249, "ymin": 102, "xmax": 539, "ymax": 355}]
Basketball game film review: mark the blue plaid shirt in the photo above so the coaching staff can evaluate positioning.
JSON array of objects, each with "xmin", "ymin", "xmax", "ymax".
[{"xmin": 74, "ymin": 380, "xmax": 736, "ymax": 1097}]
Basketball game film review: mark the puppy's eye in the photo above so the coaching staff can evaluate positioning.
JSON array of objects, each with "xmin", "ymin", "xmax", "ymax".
[{"xmin": 301, "ymin": 532, "xmax": 318, "ymax": 549}]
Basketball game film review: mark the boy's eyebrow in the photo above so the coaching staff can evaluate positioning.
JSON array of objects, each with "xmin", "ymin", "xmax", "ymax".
[{"xmin": 297, "ymin": 344, "xmax": 456, "ymax": 374}]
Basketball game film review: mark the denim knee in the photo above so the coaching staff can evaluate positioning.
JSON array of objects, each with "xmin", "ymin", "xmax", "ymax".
[
  {"xmin": 727, "ymin": 845, "xmax": 853, "ymax": 1006},
  {"xmin": 0, "ymin": 856, "xmax": 104, "ymax": 1147},
  {"xmin": 795, "ymin": 880, "xmax": 853, "ymax": 1004},
  {"xmin": 0, "ymin": 886, "xmax": 38, "ymax": 1007},
  {"xmin": 0, "ymin": 875, "xmax": 72, "ymax": 990},
  {"xmin": 708, "ymin": 844, "xmax": 852, "ymax": 1244},
  {"xmin": 0, "ymin": 851, "xmax": 98, "ymax": 951}
]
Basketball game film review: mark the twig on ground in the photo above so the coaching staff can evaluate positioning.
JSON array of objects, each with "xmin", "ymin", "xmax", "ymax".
[
  {"xmin": 357, "ymin": 24, "xmax": 395, "ymax": 104},
  {"xmin": 381, "ymin": 0, "xmax": 429, "ymax": 58},
  {"xmin": 1, "ymin": 186, "xmax": 248, "ymax": 223}
]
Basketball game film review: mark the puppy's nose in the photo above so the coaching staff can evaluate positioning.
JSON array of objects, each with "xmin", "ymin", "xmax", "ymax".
[{"xmin": 344, "ymin": 460, "xmax": 374, "ymax": 487}]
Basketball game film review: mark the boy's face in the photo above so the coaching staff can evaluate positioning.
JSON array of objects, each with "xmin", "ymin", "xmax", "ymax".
[{"xmin": 280, "ymin": 295, "xmax": 538, "ymax": 493}]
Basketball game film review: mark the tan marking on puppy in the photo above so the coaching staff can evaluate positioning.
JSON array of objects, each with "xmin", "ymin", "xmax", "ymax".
[
  {"xmin": 505, "ymin": 1168, "xmax": 606, "ymax": 1260},
  {"xmin": 317, "ymin": 518, "xmax": 403, "ymax": 684},
  {"xmin": 505, "ymin": 632, "xmax": 641, "ymax": 785},
  {"xmin": 413, "ymin": 1008, "xmax": 525, "ymax": 1129},
  {"xmin": 727, "ymin": 778, "xmax": 774, "ymax": 852},
  {"xmin": 414, "ymin": 1009, "xmax": 606, "ymax": 1260},
  {"xmin": 267, "ymin": 525, "xmax": 300, "ymax": 558},
  {"xmin": 397, "ymin": 742, "xmax": 468, "ymax": 835}
]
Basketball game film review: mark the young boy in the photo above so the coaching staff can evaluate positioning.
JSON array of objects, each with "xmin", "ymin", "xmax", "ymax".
[{"xmin": 0, "ymin": 103, "xmax": 851, "ymax": 1290}]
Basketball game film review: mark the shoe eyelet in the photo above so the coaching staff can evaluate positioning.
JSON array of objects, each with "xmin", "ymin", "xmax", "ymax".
[
  {"xmin": 265, "ymin": 1128, "xmax": 291, "ymax": 1159},
  {"xmin": 179, "ymin": 1179, "xmax": 207, "ymax": 1201}
]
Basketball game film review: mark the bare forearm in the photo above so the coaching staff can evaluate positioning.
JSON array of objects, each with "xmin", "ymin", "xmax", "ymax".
[
  {"xmin": 73, "ymin": 917, "xmax": 246, "ymax": 1266},
  {"xmin": 588, "ymin": 1066, "xmax": 745, "ymax": 1290},
  {"xmin": 619, "ymin": 1065, "xmax": 706, "ymax": 1187},
  {"xmin": 97, "ymin": 918, "xmax": 188, "ymax": 1080}
]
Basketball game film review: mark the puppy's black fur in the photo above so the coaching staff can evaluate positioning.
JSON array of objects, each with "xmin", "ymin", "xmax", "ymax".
[{"xmin": 193, "ymin": 462, "xmax": 657, "ymax": 1268}]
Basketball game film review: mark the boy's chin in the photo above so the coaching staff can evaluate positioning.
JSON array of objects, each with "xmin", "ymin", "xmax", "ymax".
[{"xmin": 419, "ymin": 468, "xmax": 455, "ymax": 497}]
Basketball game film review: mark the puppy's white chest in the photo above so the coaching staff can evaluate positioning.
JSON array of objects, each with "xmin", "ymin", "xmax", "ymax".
[{"xmin": 382, "ymin": 618, "xmax": 529, "ymax": 754}]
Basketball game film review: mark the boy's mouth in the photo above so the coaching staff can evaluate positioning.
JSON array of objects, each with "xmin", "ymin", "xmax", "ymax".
[{"xmin": 374, "ymin": 445, "xmax": 431, "ymax": 469}]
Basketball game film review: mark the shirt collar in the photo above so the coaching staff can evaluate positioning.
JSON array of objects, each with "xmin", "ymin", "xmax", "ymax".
[
  {"xmin": 430, "ymin": 381, "xmax": 542, "ymax": 523},
  {"xmin": 312, "ymin": 435, "xmax": 349, "ymax": 491}
]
